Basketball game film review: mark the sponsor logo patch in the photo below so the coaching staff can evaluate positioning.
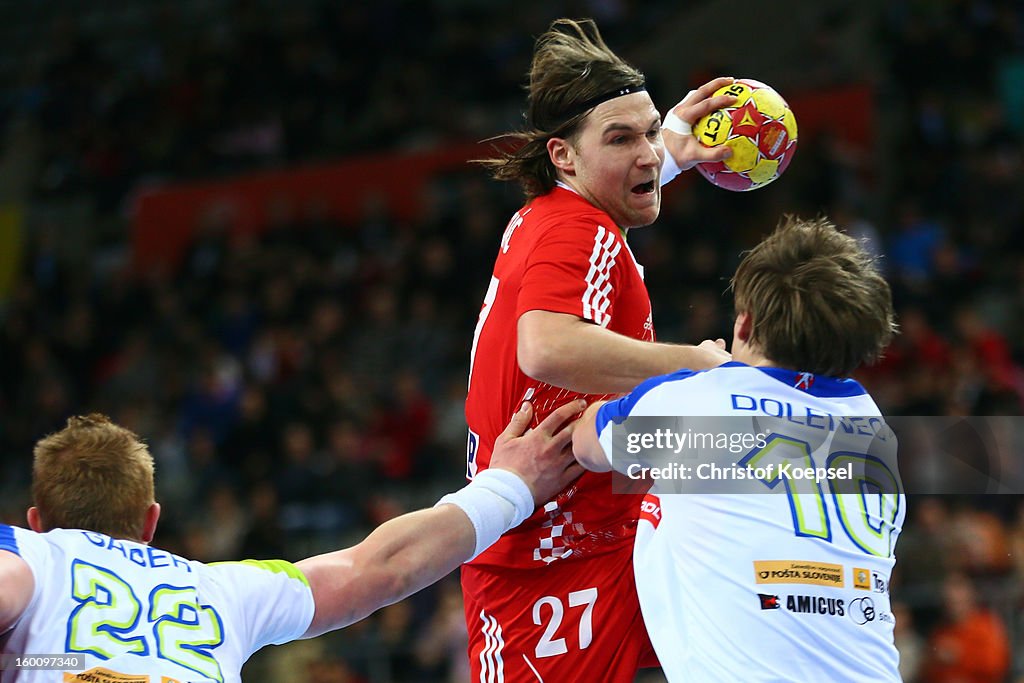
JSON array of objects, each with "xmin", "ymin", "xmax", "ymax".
[
  {"xmin": 853, "ymin": 568, "xmax": 890, "ymax": 593},
  {"xmin": 63, "ymin": 669, "xmax": 177, "ymax": 683},
  {"xmin": 755, "ymin": 593, "xmax": 845, "ymax": 617},
  {"xmin": 849, "ymin": 596, "xmax": 877, "ymax": 625},
  {"xmin": 786, "ymin": 594, "xmax": 845, "ymax": 617},
  {"xmin": 639, "ymin": 494, "xmax": 661, "ymax": 528},
  {"xmin": 754, "ymin": 560, "xmax": 845, "ymax": 588}
]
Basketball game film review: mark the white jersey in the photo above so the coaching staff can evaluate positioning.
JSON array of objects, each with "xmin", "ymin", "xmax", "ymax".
[
  {"xmin": 595, "ymin": 362, "xmax": 905, "ymax": 682},
  {"xmin": 0, "ymin": 525, "xmax": 314, "ymax": 683}
]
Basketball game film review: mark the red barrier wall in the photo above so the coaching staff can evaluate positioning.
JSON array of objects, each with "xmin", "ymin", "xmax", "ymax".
[
  {"xmin": 130, "ymin": 141, "xmax": 491, "ymax": 273},
  {"xmin": 131, "ymin": 86, "xmax": 872, "ymax": 272}
]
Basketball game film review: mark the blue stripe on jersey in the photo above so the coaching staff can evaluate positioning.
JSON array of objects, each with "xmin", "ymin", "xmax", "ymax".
[
  {"xmin": 595, "ymin": 368, "xmax": 703, "ymax": 435},
  {"xmin": 595, "ymin": 362, "xmax": 868, "ymax": 437},
  {"xmin": 0, "ymin": 524, "xmax": 19, "ymax": 555},
  {"xmin": 715, "ymin": 361, "xmax": 869, "ymax": 398}
]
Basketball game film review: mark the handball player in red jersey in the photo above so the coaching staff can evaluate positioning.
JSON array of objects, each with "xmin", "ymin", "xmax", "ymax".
[{"xmin": 464, "ymin": 18, "xmax": 734, "ymax": 682}]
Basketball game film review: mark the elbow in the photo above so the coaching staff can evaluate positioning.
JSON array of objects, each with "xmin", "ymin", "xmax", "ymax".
[
  {"xmin": 570, "ymin": 431, "xmax": 595, "ymax": 471},
  {"xmin": 517, "ymin": 334, "xmax": 561, "ymax": 382},
  {"xmin": 571, "ymin": 410, "xmax": 611, "ymax": 473},
  {"xmin": 575, "ymin": 448, "xmax": 610, "ymax": 474},
  {"xmin": 517, "ymin": 312, "xmax": 571, "ymax": 383}
]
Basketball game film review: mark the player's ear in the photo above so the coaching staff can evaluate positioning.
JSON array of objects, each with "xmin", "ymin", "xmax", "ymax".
[
  {"xmin": 547, "ymin": 137, "xmax": 576, "ymax": 174},
  {"xmin": 26, "ymin": 507, "xmax": 43, "ymax": 533},
  {"xmin": 735, "ymin": 311, "xmax": 753, "ymax": 343},
  {"xmin": 141, "ymin": 502, "xmax": 161, "ymax": 545}
]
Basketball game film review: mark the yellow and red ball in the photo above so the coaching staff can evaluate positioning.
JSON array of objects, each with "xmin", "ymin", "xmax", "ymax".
[{"xmin": 693, "ymin": 79, "xmax": 798, "ymax": 191}]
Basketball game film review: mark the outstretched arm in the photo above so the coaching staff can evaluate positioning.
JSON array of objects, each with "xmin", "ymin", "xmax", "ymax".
[
  {"xmin": 0, "ymin": 550, "xmax": 33, "ymax": 634},
  {"xmin": 296, "ymin": 400, "xmax": 585, "ymax": 638},
  {"xmin": 296, "ymin": 506, "xmax": 474, "ymax": 638}
]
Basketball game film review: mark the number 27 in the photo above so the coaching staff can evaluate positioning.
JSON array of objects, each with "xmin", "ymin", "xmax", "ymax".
[{"xmin": 532, "ymin": 587, "xmax": 598, "ymax": 658}]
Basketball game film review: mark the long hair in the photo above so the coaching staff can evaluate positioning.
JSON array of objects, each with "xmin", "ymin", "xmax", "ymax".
[{"xmin": 477, "ymin": 19, "xmax": 645, "ymax": 199}]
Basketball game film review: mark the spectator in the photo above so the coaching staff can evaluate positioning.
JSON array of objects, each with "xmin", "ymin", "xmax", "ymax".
[{"xmin": 922, "ymin": 573, "xmax": 1010, "ymax": 683}]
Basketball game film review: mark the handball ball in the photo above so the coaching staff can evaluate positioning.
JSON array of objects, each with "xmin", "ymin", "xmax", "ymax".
[{"xmin": 693, "ymin": 79, "xmax": 798, "ymax": 191}]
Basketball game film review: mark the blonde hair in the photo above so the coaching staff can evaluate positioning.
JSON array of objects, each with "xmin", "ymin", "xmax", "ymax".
[
  {"xmin": 478, "ymin": 18, "xmax": 645, "ymax": 198},
  {"xmin": 32, "ymin": 413, "xmax": 155, "ymax": 540},
  {"xmin": 731, "ymin": 216, "xmax": 897, "ymax": 376}
]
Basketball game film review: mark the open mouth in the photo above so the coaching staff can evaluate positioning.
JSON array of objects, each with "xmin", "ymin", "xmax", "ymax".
[{"xmin": 631, "ymin": 180, "xmax": 656, "ymax": 195}]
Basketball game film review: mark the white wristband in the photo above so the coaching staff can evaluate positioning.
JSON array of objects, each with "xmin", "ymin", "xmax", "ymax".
[
  {"xmin": 663, "ymin": 107, "xmax": 693, "ymax": 136},
  {"xmin": 435, "ymin": 468, "xmax": 535, "ymax": 560},
  {"xmin": 661, "ymin": 95, "xmax": 694, "ymax": 186}
]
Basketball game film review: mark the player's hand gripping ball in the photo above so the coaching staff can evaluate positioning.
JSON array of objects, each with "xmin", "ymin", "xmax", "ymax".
[{"xmin": 693, "ymin": 79, "xmax": 797, "ymax": 191}]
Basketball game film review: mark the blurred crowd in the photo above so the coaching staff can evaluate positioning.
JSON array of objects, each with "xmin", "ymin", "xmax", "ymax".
[{"xmin": 1, "ymin": 1, "xmax": 1024, "ymax": 681}]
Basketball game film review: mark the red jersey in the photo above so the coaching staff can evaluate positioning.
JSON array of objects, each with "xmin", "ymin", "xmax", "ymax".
[{"xmin": 465, "ymin": 186, "xmax": 654, "ymax": 568}]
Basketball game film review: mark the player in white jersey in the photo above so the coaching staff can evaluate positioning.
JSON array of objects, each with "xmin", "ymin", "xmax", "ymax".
[
  {"xmin": 573, "ymin": 217, "xmax": 904, "ymax": 682},
  {"xmin": 0, "ymin": 400, "xmax": 585, "ymax": 683}
]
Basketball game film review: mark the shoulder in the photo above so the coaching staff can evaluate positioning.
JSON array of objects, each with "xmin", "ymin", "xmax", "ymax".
[
  {"xmin": 596, "ymin": 364, "xmax": 781, "ymax": 430},
  {"xmin": 596, "ymin": 368, "xmax": 710, "ymax": 432},
  {"xmin": 524, "ymin": 193, "xmax": 624, "ymax": 269},
  {"xmin": 0, "ymin": 524, "xmax": 55, "ymax": 566},
  {"xmin": 197, "ymin": 559, "xmax": 313, "ymax": 624},
  {"xmin": 530, "ymin": 188, "xmax": 618, "ymax": 234},
  {"xmin": 0, "ymin": 523, "xmax": 22, "ymax": 555},
  {"xmin": 203, "ymin": 558, "xmax": 311, "ymax": 593},
  {"xmin": 0, "ymin": 523, "xmax": 35, "ymax": 563},
  {"xmin": 203, "ymin": 558, "xmax": 315, "ymax": 648}
]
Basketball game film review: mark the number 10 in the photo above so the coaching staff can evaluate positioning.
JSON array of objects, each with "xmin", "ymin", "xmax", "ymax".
[{"xmin": 738, "ymin": 434, "xmax": 901, "ymax": 558}]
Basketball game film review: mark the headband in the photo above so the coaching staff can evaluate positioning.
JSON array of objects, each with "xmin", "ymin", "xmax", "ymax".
[{"xmin": 560, "ymin": 82, "xmax": 647, "ymax": 123}]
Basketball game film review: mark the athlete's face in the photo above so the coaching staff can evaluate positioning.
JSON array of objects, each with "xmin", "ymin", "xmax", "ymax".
[{"xmin": 548, "ymin": 92, "xmax": 664, "ymax": 229}]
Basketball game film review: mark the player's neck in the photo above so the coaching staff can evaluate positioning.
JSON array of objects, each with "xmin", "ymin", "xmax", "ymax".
[
  {"xmin": 554, "ymin": 180, "xmax": 629, "ymax": 238},
  {"xmin": 732, "ymin": 344, "xmax": 776, "ymax": 368}
]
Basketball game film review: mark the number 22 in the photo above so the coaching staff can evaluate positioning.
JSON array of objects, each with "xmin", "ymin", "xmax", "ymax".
[{"xmin": 67, "ymin": 560, "xmax": 225, "ymax": 682}]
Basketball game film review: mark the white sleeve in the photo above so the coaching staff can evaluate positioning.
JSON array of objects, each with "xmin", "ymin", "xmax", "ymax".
[
  {"xmin": 660, "ymin": 99, "xmax": 693, "ymax": 186},
  {"xmin": 660, "ymin": 149, "xmax": 684, "ymax": 187},
  {"xmin": 201, "ymin": 559, "xmax": 316, "ymax": 651}
]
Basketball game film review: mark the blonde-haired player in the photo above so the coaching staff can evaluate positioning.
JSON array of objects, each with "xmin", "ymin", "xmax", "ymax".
[{"xmin": 0, "ymin": 401, "xmax": 583, "ymax": 682}]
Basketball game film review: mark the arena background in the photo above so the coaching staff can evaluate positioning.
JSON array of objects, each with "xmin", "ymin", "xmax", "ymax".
[{"xmin": 0, "ymin": 1, "xmax": 1022, "ymax": 681}]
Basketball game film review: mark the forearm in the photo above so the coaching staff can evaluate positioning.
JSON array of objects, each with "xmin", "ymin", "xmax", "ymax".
[
  {"xmin": 352, "ymin": 507, "xmax": 475, "ymax": 610},
  {"xmin": 298, "ymin": 468, "xmax": 537, "ymax": 638},
  {"xmin": 519, "ymin": 311, "xmax": 719, "ymax": 394},
  {"xmin": 297, "ymin": 507, "xmax": 474, "ymax": 637}
]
